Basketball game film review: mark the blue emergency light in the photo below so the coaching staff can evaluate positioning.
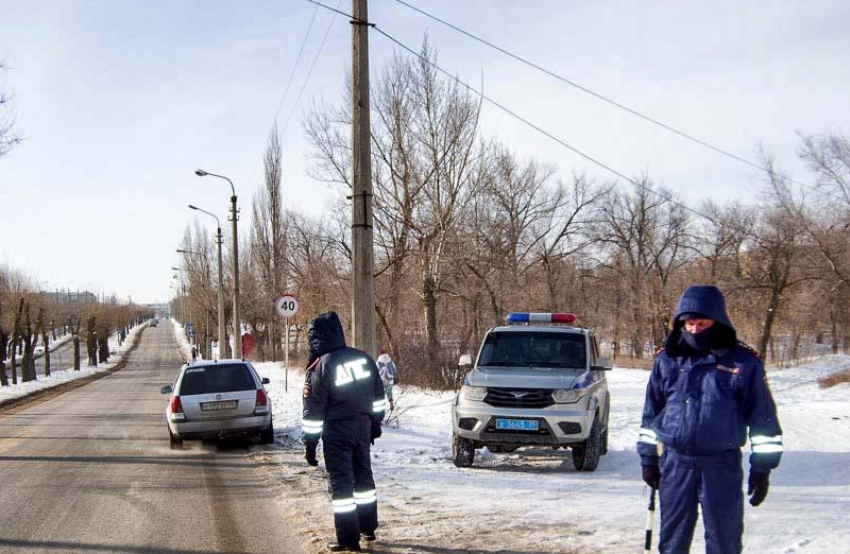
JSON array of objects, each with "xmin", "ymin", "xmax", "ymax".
[{"xmin": 506, "ymin": 312, "xmax": 577, "ymax": 324}]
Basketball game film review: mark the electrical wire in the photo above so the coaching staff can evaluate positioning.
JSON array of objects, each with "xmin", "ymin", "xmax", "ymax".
[
  {"xmin": 281, "ymin": 0, "xmax": 343, "ymax": 136},
  {"xmin": 242, "ymin": 4, "xmax": 320, "ymax": 196},
  {"xmin": 304, "ymin": 0, "xmax": 732, "ymax": 227},
  {"xmin": 270, "ymin": 3, "xmax": 320, "ymax": 126},
  {"xmin": 388, "ymin": 0, "xmax": 824, "ymax": 196}
]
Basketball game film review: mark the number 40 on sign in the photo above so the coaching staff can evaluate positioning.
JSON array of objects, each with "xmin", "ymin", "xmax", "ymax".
[{"xmin": 275, "ymin": 294, "xmax": 299, "ymax": 318}]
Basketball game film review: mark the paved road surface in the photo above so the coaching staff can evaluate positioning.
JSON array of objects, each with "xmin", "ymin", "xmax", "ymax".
[{"xmin": 0, "ymin": 324, "xmax": 304, "ymax": 554}]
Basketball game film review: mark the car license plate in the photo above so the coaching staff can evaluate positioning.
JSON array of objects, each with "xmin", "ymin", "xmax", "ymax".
[
  {"xmin": 495, "ymin": 418, "xmax": 539, "ymax": 431},
  {"xmin": 201, "ymin": 400, "xmax": 238, "ymax": 411}
]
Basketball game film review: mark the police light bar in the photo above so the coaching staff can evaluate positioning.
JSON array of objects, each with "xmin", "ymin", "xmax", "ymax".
[{"xmin": 506, "ymin": 312, "xmax": 577, "ymax": 324}]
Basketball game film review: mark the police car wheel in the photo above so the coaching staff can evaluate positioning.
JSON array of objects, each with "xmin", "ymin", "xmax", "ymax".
[
  {"xmin": 572, "ymin": 415, "xmax": 602, "ymax": 472},
  {"xmin": 452, "ymin": 433, "xmax": 475, "ymax": 468}
]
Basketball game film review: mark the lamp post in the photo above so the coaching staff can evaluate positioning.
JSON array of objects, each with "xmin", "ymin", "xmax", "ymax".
[
  {"xmin": 195, "ymin": 169, "xmax": 241, "ymax": 359},
  {"xmin": 188, "ymin": 205, "xmax": 228, "ymax": 359}
]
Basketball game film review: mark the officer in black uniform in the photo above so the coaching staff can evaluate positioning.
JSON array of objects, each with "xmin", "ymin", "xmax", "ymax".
[{"xmin": 302, "ymin": 311, "xmax": 386, "ymax": 552}]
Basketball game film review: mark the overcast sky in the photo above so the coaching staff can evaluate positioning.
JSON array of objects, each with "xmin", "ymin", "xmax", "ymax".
[{"xmin": 1, "ymin": 0, "xmax": 848, "ymax": 304}]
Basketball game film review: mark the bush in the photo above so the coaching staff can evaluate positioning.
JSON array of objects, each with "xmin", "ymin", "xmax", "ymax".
[{"xmin": 819, "ymin": 369, "xmax": 850, "ymax": 388}]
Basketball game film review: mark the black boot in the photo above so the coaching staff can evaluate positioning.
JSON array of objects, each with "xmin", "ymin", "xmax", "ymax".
[{"xmin": 328, "ymin": 541, "xmax": 361, "ymax": 552}]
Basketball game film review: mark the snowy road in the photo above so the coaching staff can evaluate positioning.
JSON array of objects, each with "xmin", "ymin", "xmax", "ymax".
[{"xmin": 261, "ymin": 355, "xmax": 850, "ymax": 554}]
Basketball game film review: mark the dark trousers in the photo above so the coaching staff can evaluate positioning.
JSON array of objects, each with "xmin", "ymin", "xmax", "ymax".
[
  {"xmin": 324, "ymin": 416, "xmax": 378, "ymax": 546},
  {"xmin": 659, "ymin": 448, "xmax": 743, "ymax": 554}
]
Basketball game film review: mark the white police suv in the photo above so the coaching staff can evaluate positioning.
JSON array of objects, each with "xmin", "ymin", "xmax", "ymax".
[{"xmin": 451, "ymin": 313, "xmax": 612, "ymax": 471}]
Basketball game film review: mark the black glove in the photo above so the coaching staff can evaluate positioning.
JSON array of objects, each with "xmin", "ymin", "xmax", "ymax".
[
  {"xmin": 748, "ymin": 471, "xmax": 769, "ymax": 507},
  {"xmin": 642, "ymin": 465, "xmax": 661, "ymax": 490},
  {"xmin": 370, "ymin": 419, "xmax": 382, "ymax": 444},
  {"xmin": 305, "ymin": 440, "xmax": 319, "ymax": 467}
]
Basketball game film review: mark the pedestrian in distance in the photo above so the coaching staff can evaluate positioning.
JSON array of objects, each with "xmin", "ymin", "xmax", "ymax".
[
  {"xmin": 376, "ymin": 348, "xmax": 396, "ymax": 411},
  {"xmin": 190, "ymin": 345, "xmax": 198, "ymax": 363},
  {"xmin": 638, "ymin": 285, "xmax": 783, "ymax": 554},
  {"xmin": 302, "ymin": 311, "xmax": 386, "ymax": 552}
]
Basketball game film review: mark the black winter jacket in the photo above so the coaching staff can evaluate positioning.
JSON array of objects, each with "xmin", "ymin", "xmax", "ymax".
[{"xmin": 302, "ymin": 312, "xmax": 386, "ymax": 441}]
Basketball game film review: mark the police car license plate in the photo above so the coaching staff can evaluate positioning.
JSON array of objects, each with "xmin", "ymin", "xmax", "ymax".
[
  {"xmin": 496, "ymin": 418, "xmax": 539, "ymax": 431},
  {"xmin": 201, "ymin": 400, "xmax": 238, "ymax": 411}
]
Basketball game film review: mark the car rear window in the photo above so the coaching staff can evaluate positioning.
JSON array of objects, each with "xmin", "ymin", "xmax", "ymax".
[
  {"xmin": 478, "ymin": 331, "xmax": 586, "ymax": 368},
  {"xmin": 178, "ymin": 364, "xmax": 256, "ymax": 395}
]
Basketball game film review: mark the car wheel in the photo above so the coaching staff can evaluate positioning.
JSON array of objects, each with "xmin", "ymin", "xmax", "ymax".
[
  {"xmin": 452, "ymin": 433, "xmax": 475, "ymax": 468},
  {"xmin": 169, "ymin": 427, "xmax": 183, "ymax": 449},
  {"xmin": 572, "ymin": 414, "xmax": 602, "ymax": 472},
  {"xmin": 260, "ymin": 421, "xmax": 275, "ymax": 444}
]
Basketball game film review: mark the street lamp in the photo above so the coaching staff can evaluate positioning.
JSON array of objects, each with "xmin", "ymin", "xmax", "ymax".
[
  {"xmin": 188, "ymin": 204, "xmax": 228, "ymax": 359},
  {"xmin": 195, "ymin": 169, "xmax": 241, "ymax": 359}
]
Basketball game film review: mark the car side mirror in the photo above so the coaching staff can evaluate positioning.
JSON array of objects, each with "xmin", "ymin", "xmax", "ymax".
[
  {"xmin": 160, "ymin": 385, "xmax": 173, "ymax": 394},
  {"xmin": 261, "ymin": 377, "xmax": 270, "ymax": 385},
  {"xmin": 458, "ymin": 354, "xmax": 473, "ymax": 367},
  {"xmin": 592, "ymin": 356, "xmax": 613, "ymax": 371}
]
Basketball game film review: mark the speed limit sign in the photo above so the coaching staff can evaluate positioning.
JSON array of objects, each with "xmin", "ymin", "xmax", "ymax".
[{"xmin": 275, "ymin": 294, "xmax": 299, "ymax": 318}]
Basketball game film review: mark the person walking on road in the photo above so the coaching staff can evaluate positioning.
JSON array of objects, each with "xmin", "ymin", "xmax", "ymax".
[
  {"xmin": 302, "ymin": 311, "xmax": 386, "ymax": 552},
  {"xmin": 190, "ymin": 346, "xmax": 198, "ymax": 363},
  {"xmin": 376, "ymin": 348, "xmax": 396, "ymax": 410},
  {"xmin": 638, "ymin": 285, "xmax": 783, "ymax": 554}
]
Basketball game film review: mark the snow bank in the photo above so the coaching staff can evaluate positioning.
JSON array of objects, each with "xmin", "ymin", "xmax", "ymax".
[{"xmin": 258, "ymin": 356, "xmax": 850, "ymax": 554}]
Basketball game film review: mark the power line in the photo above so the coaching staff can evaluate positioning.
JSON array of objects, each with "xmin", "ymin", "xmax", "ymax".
[
  {"xmin": 389, "ymin": 0, "xmax": 834, "ymax": 200},
  {"xmin": 281, "ymin": 0, "xmax": 343, "ymax": 136},
  {"xmin": 371, "ymin": 27, "xmax": 725, "ymax": 227},
  {"xmin": 270, "ymin": 3, "xmax": 320, "ymax": 126},
  {"xmin": 243, "ymin": 4, "xmax": 320, "ymax": 195},
  {"xmin": 303, "ymin": 0, "xmax": 790, "ymax": 238},
  {"xmin": 387, "ymin": 2, "xmax": 783, "ymax": 180}
]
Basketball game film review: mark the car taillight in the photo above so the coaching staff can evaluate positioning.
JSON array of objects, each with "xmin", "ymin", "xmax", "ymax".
[
  {"xmin": 256, "ymin": 389, "xmax": 268, "ymax": 407},
  {"xmin": 169, "ymin": 396, "xmax": 183, "ymax": 413}
]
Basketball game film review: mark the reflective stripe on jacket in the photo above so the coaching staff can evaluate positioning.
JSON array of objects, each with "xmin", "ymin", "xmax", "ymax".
[{"xmin": 637, "ymin": 343, "xmax": 783, "ymax": 473}]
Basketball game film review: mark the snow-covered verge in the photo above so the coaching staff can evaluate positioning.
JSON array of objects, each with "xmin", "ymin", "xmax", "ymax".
[
  {"xmin": 0, "ymin": 322, "xmax": 150, "ymax": 405},
  {"xmin": 253, "ymin": 355, "xmax": 850, "ymax": 554},
  {"xmin": 170, "ymin": 317, "xmax": 201, "ymax": 362}
]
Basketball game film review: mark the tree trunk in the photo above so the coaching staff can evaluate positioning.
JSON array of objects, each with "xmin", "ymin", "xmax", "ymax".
[
  {"xmin": 831, "ymin": 306, "xmax": 839, "ymax": 355},
  {"xmin": 0, "ymin": 328, "xmax": 8, "ymax": 387},
  {"xmin": 423, "ymin": 275, "xmax": 440, "ymax": 373},
  {"xmin": 759, "ymin": 288, "xmax": 781, "ymax": 361},
  {"xmin": 42, "ymin": 327, "xmax": 51, "ymax": 377},
  {"xmin": 98, "ymin": 335, "xmax": 109, "ymax": 364},
  {"xmin": 21, "ymin": 303, "xmax": 37, "ymax": 382},
  {"xmin": 375, "ymin": 304, "xmax": 396, "ymax": 361},
  {"xmin": 87, "ymin": 316, "xmax": 97, "ymax": 367},
  {"xmin": 10, "ymin": 337, "xmax": 18, "ymax": 385}
]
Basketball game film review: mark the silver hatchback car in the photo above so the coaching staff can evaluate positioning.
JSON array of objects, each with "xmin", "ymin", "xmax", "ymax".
[{"xmin": 162, "ymin": 360, "xmax": 274, "ymax": 446}]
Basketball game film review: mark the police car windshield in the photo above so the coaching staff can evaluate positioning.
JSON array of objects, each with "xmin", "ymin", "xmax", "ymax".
[{"xmin": 478, "ymin": 331, "xmax": 586, "ymax": 369}]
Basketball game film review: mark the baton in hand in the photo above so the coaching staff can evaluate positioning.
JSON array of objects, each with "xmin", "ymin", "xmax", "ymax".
[{"xmin": 644, "ymin": 487, "xmax": 657, "ymax": 554}]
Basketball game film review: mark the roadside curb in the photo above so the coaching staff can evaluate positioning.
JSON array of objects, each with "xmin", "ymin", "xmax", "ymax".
[{"xmin": 0, "ymin": 324, "xmax": 149, "ymax": 415}]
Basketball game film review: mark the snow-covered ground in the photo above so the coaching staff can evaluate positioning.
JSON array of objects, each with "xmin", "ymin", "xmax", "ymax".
[
  {"xmin": 254, "ymin": 356, "xmax": 850, "ymax": 554},
  {"xmin": 0, "ymin": 322, "xmax": 149, "ymax": 404}
]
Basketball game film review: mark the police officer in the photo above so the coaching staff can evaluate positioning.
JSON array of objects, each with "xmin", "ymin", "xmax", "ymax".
[
  {"xmin": 302, "ymin": 311, "xmax": 386, "ymax": 552},
  {"xmin": 638, "ymin": 285, "xmax": 783, "ymax": 554}
]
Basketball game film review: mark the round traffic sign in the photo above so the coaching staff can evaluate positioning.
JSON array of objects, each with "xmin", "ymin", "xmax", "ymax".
[{"xmin": 275, "ymin": 294, "xmax": 299, "ymax": 318}]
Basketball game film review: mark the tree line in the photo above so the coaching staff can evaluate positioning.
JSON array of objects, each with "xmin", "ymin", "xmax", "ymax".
[
  {"xmin": 175, "ymin": 46, "xmax": 850, "ymax": 389},
  {"xmin": 0, "ymin": 267, "xmax": 154, "ymax": 386}
]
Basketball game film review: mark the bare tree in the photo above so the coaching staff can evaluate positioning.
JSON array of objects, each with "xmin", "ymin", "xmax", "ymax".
[
  {"xmin": 250, "ymin": 123, "xmax": 286, "ymax": 361},
  {"xmin": 0, "ymin": 61, "xmax": 21, "ymax": 159}
]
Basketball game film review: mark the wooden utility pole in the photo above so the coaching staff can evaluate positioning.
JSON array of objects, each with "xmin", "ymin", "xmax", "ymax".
[{"xmin": 351, "ymin": 0, "xmax": 375, "ymax": 355}]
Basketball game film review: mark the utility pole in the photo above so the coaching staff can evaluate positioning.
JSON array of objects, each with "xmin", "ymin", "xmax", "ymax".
[
  {"xmin": 351, "ymin": 0, "xmax": 375, "ymax": 355},
  {"xmin": 215, "ymin": 227, "xmax": 228, "ymax": 358},
  {"xmin": 230, "ymin": 193, "xmax": 241, "ymax": 358}
]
